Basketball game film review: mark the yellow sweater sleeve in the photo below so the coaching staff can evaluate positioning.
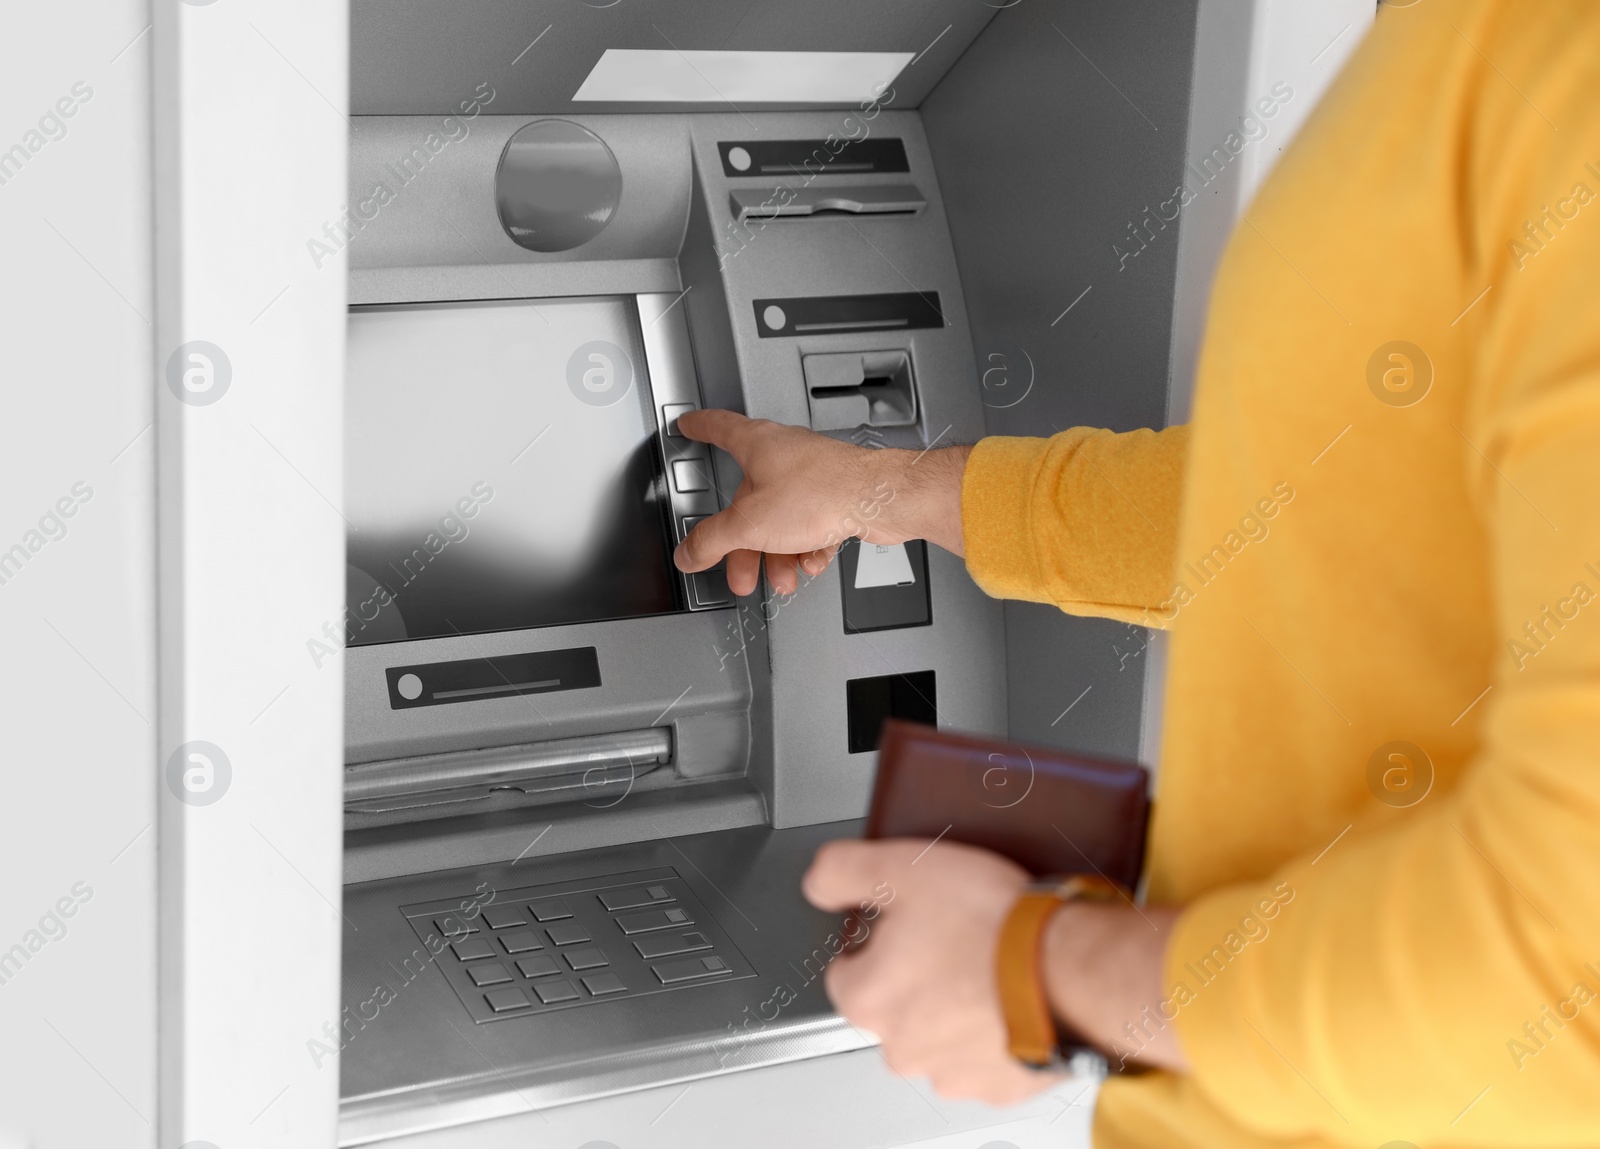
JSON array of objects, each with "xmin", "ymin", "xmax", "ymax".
[
  {"xmin": 960, "ymin": 425, "xmax": 1189, "ymax": 627},
  {"xmin": 1164, "ymin": 14, "xmax": 1600, "ymax": 1143}
]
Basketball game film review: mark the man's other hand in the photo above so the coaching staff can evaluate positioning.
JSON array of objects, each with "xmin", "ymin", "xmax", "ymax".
[
  {"xmin": 802, "ymin": 838, "xmax": 1059, "ymax": 1105},
  {"xmin": 672, "ymin": 409, "xmax": 969, "ymax": 596}
]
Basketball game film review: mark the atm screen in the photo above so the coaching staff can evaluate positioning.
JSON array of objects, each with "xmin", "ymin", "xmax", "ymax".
[{"xmin": 344, "ymin": 296, "xmax": 678, "ymax": 646}]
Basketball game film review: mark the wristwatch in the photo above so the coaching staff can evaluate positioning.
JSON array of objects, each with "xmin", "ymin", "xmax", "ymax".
[{"xmin": 996, "ymin": 873, "xmax": 1129, "ymax": 1070}]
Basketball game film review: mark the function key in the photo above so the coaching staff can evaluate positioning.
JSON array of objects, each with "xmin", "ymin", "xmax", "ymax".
[
  {"xmin": 662, "ymin": 403, "xmax": 697, "ymax": 437},
  {"xmin": 615, "ymin": 907, "xmax": 693, "ymax": 935},
  {"xmin": 653, "ymin": 955, "xmax": 731, "ymax": 985},
  {"xmin": 633, "ymin": 930, "xmax": 712, "ymax": 961},
  {"xmin": 529, "ymin": 899, "xmax": 572, "ymax": 922},
  {"xmin": 598, "ymin": 884, "xmax": 676, "ymax": 912},
  {"xmin": 482, "ymin": 906, "xmax": 526, "ymax": 930},
  {"xmin": 434, "ymin": 915, "xmax": 477, "ymax": 939}
]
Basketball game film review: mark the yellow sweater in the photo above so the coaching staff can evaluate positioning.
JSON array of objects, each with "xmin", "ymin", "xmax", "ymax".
[{"xmin": 960, "ymin": 3, "xmax": 1600, "ymax": 1146}]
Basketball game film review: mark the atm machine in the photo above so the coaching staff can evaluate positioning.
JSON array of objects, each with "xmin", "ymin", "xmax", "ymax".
[
  {"xmin": 327, "ymin": 2, "xmax": 1339, "ymax": 1144},
  {"xmin": 336, "ymin": 99, "xmax": 1011, "ymax": 1138}
]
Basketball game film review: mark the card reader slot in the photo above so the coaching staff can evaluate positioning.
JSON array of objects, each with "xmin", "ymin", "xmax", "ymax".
[
  {"xmin": 729, "ymin": 184, "xmax": 925, "ymax": 221},
  {"xmin": 344, "ymin": 727, "xmax": 672, "ymax": 809},
  {"xmin": 804, "ymin": 350, "xmax": 917, "ymax": 432}
]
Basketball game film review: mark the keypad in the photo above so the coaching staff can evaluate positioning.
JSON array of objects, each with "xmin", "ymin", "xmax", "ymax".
[{"xmin": 402, "ymin": 868, "xmax": 754, "ymax": 1024}]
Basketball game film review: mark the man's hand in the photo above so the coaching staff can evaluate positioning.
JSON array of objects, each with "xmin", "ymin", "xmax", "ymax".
[
  {"xmin": 672, "ymin": 409, "xmax": 970, "ymax": 596},
  {"xmin": 802, "ymin": 838, "xmax": 1056, "ymax": 1104},
  {"xmin": 803, "ymin": 839, "xmax": 1189, "ymax": 1100}
]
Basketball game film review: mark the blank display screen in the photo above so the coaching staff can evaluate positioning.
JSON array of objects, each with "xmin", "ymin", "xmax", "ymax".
[{"xmin": 344, "ymin": 297, "xmax": 677, "ymax": 646}]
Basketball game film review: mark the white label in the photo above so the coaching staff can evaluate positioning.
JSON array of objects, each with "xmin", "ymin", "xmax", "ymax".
[
  {"xmin": 854, "ymin": 542, "xmax": 915, "ymax": 589},
  {"xmin": 572, "ymin": 50, "xmax": 912, "ymax": 104}
]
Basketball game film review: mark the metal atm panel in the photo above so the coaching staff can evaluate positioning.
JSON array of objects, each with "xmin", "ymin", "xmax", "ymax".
[{"xmin": 335, "ymin": 108, "xmax": 1007, "ymax": 1140}]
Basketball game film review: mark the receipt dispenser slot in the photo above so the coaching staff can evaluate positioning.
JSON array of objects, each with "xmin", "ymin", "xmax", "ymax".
[{"xmin": 803, "ymin": 350, "xmax": 917, "ymax": 432}]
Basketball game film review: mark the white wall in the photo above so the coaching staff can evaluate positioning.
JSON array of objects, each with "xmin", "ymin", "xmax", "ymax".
[
  {"xmin": 1168, "ymin": 0, "xmax": 1375, "ymax": 426},
  {"xmin": 0, "ymin": 3, "xmax": 159, "ymax": 1145},
  {"xmin": 1235, "ymin": 0, "xmax": 1375, "ymax": 210},
  {"xmin": 153, "ymin": 1, "xmax": 348, "ymax": 1146},
  {"xmin": 1, "ymin": 1, "xmax": 348, "ymax": 1146},
  {"xmin": 1139, "ymin": 0, "xmax": 1375, "ymax": 774}
]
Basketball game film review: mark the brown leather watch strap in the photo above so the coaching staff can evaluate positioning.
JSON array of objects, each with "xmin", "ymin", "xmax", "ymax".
[{"xmin": 996, "ymin": 874, "xmax": 1128, "ymax": 1067}]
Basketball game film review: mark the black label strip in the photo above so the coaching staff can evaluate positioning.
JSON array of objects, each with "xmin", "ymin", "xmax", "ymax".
[
  {"xmin": 386, "ymin": 647, "xmax": 601, "ymax": 709},
  {"xmin": 718, "ymin": 138, "xmax": 909, "ymax": 179},
  {"xmin": 753, "ymin": 292, "xmax": 944, "ymax": 339}
]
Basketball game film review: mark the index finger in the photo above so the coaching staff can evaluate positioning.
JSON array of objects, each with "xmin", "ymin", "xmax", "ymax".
[
  {"xmin": 673, "ymin": 504, "xmax": 760, "ymax": 573},
  {"xmin": 675, "ymin": 408, "xmax": 759, "ymax": 461}
]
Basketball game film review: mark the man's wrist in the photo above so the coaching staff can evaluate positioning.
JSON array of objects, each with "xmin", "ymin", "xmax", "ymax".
[
  {"xmin": 1040, "ymin": 901, "xmax": 1115, "ymax": 1044},
  {"xmin": 870, "ymin": 443, "xmax": 971, "ymax": 556},
  {"xmin": 1039, "ymin": 900, "xmax": 1189, "ymax": 1072}
]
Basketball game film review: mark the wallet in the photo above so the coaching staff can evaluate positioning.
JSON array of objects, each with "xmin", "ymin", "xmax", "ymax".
[{"xmin": 863, "ymin": 719, "xmax": 1151, "ymax": 891}]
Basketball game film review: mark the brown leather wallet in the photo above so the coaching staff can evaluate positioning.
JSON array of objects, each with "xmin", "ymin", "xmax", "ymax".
[{"xmin": 863, "ymin": 719, "xmax": 1150, "ymax": 890}]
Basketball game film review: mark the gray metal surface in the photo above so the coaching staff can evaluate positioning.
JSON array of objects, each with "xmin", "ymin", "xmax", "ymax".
[
  {"xmin": 495, "ymin": 119, "xmax": 624, "ymax": 252},
  {"xmin": 344, "ymin": 109, "xmax": 1007, "ymax": 834},
  {"xmin": 920, "ymin": 1, "xmax": 1203, "ymax": 763},
  {"xmin": 343, "ymin": 779, "xmax": 769, "ymax": 885},
  {"xmin": 730, "ymin": 184, "xmax": 926, "ymax": 220},
  {"xmin": 344, "ymin": 727, "xmax": 674, "ymax": 808},
  {"xmin": 338, "ymin": 820, "xmax": 870, "ymax": 1145},
  {"xmin": 346, "ymin": 114, "xmax": 693, "ymax": 305},
  {"xmin": 349, "ymin": 2, "xmax": 998, "ymax": 116},
  {"xmin": 638, "ymin": 291, "xmax": 732, "ymax": 610},
  {"xmin": 681, "ymin": 111, "xmax": 1008, "ymax": 827},
  {"xmin": 358, "ymin": 1046, "xmax": 1099, "ymax": 1149},
  {"xmin": 345, "ymin": 610, "xmax": 749, "ymax": 766}
]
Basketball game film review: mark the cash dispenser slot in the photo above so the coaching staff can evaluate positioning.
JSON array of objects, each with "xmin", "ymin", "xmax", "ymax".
[
  {"xmin": 345, "ymin": 728, "xmax": 672, "ymax": 813},
  {"xmin": 804, "ymin": 350, "xmax": 918, "ymax": 431},
  {"xmin": 730, "ymin": 184, "xmax": 926, "ymax": 221}
]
